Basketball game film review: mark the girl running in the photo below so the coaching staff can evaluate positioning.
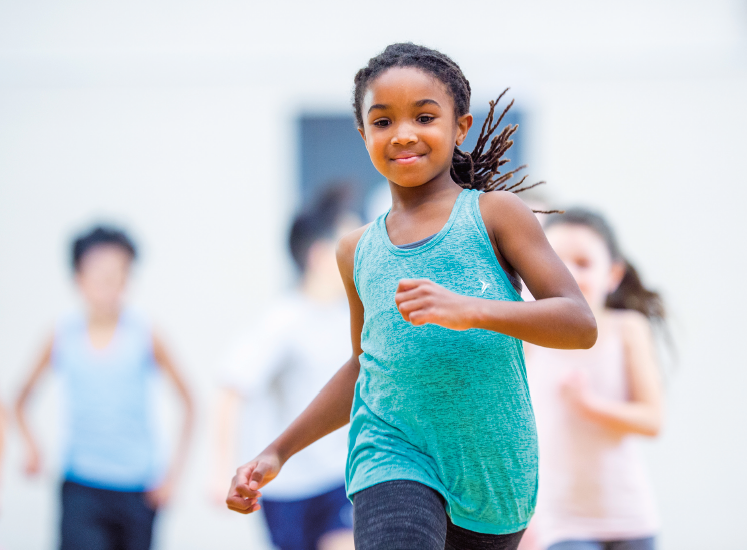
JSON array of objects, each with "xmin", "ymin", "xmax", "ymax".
[
  {"xmin": 525, "ymin": 208, "xmax": 664, "ymax": 550},
  {"xmin": 226, "ymin": 43, "xmax": 598, "ymax": 550}
]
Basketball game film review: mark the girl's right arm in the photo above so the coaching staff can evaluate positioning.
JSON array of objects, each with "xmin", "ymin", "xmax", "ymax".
[
  {"xmin": 15, "ymin": 335, "xmax": 54, "ymax": 475},
  {"xmin": 225, "ymin": 225, "xmax": 367, "ymax": 515}
]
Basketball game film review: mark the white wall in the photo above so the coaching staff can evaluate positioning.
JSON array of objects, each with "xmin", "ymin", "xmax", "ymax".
[
  {"xmin": 0, "ymin": 83, "xmax": 296, "ymax": 549},
  {"xmin": 1, "ymin": 1, "xmax": 745, "ymax": 549}
]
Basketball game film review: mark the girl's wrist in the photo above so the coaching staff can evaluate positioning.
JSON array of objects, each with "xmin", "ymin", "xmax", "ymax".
[
  {"xmin": 266, "ymin": 441, "xmax": 289, "ymax": 467},
  {"xmin": 578, "ymin": 393, "xmax": 604, "ymax": 417},
  {"xmin": 467, "ymin": 296, "xmax": 503, "ymax": 331}
]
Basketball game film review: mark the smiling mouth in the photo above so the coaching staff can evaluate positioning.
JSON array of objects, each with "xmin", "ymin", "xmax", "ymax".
[{"xmin": 391, "ymin": 154, "xmax": 423, "ymax": 165}]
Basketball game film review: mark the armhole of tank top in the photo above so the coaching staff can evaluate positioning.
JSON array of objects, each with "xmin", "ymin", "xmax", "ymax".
[
  {"xmin": 139, "ymin": 314, "xmax": 158, "ymax": 371},
  {"xmin": 353, "ymin": 223, "xmax": 374, "ymax": 297},
  {"xmin": 470, "ymin": 192, "xmax": 524, "ymax": 303},
  {"xmin": 146, "ymin": 325, "xmax": 158, "ymax": 371},
  {"xmin": 50, "ymin": 314, "xmax": 80, "ymax": 372},
  {"xmin": 49, "ymin": 319, "xmax": 64, "ymax": 371},
  {"xmin": 123, "ymin": 309, "xmax": 157, "ymax": 371}
]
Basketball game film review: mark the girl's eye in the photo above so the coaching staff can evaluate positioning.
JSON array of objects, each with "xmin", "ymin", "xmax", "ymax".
[
  {"xmin": 373, "ymin": 119, "xmax": 390, "ymax": 128},
  {"xmin": 417, "ymin": 115, "xmax": 434, "ymax": 124}
]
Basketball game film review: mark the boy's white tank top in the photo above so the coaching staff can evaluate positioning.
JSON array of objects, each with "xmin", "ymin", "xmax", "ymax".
[
  {"xmin": 221, "ymin": 292, "xmax": 351, "ymax": 500},
  {"xmin": 526, "ymin": 312, "xmax": 658, "ymax": 547}
]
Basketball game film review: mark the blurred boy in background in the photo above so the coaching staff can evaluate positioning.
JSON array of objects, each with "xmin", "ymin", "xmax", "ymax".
[
  {"xmin": 213, "ymin": 187, "xmax": 357, "ymax": 550},
  {"xmin": 15, "ymin": 225, "xmax": 194, "ymax": 550}
]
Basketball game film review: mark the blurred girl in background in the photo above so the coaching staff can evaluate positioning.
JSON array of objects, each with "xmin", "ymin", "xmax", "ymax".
[
  {"xmin": 15, "ymin": 225, "xmax": 194, "ymax": 550},
  {"xmin": 524, "ymin": 208, "xmax": 665, "ymax": 550},
  {"xmin": 213, "ymin": 188, "xmax": 357, "ymax": 550}
]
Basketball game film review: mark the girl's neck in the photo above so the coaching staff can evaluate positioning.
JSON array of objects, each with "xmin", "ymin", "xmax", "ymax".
[
  {"xmin": 87, "ymin": 307, "xmax": 121, "ymax": 328},
  {"xmin": 388, "ymin": 171, "xmax": 462, "ymax": 213}
]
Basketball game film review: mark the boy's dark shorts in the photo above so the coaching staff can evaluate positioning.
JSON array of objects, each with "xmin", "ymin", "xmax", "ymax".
[
  {"xmin": 262, "ymin": 483, "xmax": 353, "ymax": 550},
  {"xmin": 60, "ymin": 480, "xmax": 156, "ymax": 550}
]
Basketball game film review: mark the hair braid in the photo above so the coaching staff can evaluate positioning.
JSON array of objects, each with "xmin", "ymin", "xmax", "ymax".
[{"xmin": 452, "ymin": 89, "xmax": 553, "ymax": 209}]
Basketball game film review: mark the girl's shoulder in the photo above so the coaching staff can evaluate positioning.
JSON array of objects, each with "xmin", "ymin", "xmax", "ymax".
[
  {"xmin": 477, "ymin": 190, "xmax": 540, "ymax": 235},
  {"xmin": 607, "ymin": 309, "xmax": 653, "ymax": 346},
  {"xmin": 608, "ymin": 308, "xmax": 650, "ymax": 327},
  {"xmin": 336, "ymin": 222, "xmax": 373, "ymax": 275},
  {"xmin": 55, "ymin": 310, "xmax": 84, "ymax": 330},
  {"xmin": 477, "ymin": 189, "xmax": 527, "ymax": 212}
]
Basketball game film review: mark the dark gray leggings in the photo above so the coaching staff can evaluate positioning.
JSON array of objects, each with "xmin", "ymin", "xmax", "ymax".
[{"xmin": 353, "ymin": 480, "xmax": 525, "ymax": 550}]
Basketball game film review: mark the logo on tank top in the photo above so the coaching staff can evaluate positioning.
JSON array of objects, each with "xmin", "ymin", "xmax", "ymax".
[{"xmin": 479, "ymin": 279, "xmax": 490, "ymax": 294}]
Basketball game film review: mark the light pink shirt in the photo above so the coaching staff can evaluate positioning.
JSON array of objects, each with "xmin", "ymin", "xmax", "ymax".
[{"xmin": 526, "ymin": 313, "xmax": 658, "ymax": 548}]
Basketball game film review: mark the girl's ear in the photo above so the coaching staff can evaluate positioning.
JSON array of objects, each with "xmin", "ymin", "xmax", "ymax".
[
  {"xmin": 358, "ymin": 127, "xmax": 367, "ymax": 144},
  {"xmin": 455, "ymin": 113, "xmax": 473, "ymax": 147},
  {"xmin": 608, "ymin": 260, "xmax": 626, "ymax": 294}
]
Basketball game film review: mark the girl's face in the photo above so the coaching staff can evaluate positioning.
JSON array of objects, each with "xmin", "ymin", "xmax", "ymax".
[
  {"xmin": 358, "ymin": 67, "xmax": 472, "ymax": 188},
  {"xmin": 75, "ymin": 245, "xmax": 131, "ymax": 316},
  {"xmin": 545, "ymin": 224, "xmax": 624, "ymax": 311}
]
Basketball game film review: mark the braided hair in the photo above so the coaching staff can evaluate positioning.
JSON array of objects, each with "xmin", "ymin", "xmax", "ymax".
[{"xmin": 353, "ymin": 43, "xmax": 549, "ymax": 202}]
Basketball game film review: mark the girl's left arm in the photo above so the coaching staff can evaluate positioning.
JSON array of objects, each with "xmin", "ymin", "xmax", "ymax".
[
  {"xmin": 396, "ymin": 192, "xmax": 597, "ymax": 349},
  {"xmin": 211, "ymin": 388, "xmax": 241, "ymax": 506},
  {"xmin": 564, "ymin": 312, "xmax": 663, "ymax": 436},
  {"xmin": 149, "ymin": 332, "xmax": 195, "ymax": 508}
]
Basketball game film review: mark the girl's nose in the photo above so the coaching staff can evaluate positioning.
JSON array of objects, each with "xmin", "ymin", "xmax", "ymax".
[{"xmin": 391, "ymin": 123, "xmax": 418, "ymax": 146}]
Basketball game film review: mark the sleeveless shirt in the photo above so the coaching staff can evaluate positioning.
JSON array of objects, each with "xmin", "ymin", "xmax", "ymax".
[
  {"xmin": 347, "ymin": 189, "xmax": 538, "ymax": 534},
  {"xmin": 52, "ymin": 309, "xmax": 160, "ymax": 491},
  {"xmin": 526, "ymin": 312, "xmax": 659, "ymax": 547}
]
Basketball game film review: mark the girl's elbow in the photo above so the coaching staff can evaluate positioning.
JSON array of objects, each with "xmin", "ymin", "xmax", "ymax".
[
  {"xmin": 635, "ymin": 407, "xmax": 663, "ymax": 437},
  {"xmin": 641, "ymin": 422, "xmax": 662, "ymax": 437},
  {"xmin": 578, "ymin": 313, "xmax": 598, "ymax": 349},
  {"xmin": 646, "ymin": 412, "xmax": 664, "ymax": 437}
]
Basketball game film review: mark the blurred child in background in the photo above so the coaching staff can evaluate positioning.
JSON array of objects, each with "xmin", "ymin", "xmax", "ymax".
[
  {"xmin": 213, "ymin": 188, "xmax": 357, "ymax": 550},
  {"xmin": 524, "ymin": 208, "xmax": 664, "ymax": 550},
  {"xmin": 15, "ymin": 225, "xmax": 194, "ymax": 550}
]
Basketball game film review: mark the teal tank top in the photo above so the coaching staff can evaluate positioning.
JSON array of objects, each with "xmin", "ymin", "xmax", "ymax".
[{"xmin": 347, "ymin": 189, "xmax": 538, "ymax": 534}]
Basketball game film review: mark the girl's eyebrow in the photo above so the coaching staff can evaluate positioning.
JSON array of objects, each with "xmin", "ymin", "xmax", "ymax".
[
  {"xmin": 414, "ymin": 99, "xmax": 440, "ymax": 108},
  {"xmin": 367, "ymin": 98, "xmax": 441, "ymax": 115}
]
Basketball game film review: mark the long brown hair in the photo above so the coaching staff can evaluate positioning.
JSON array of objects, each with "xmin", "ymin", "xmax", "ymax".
[{"xmin": 545, "ymin": 208, "xmax": 666, "ymax": 323}]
